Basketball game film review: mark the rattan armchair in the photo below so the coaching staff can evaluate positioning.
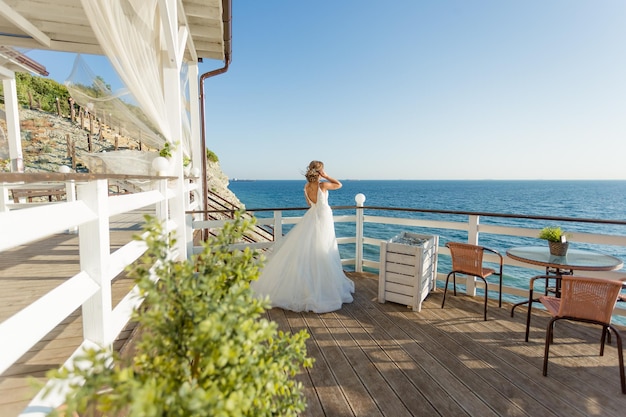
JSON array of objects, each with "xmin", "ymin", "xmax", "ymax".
[
  {"xmin": 441, "ymin": 242, "xmax": 503, "ymax": 321},
  {"xmin": 540, "ymin": 276, "xmax": 625, "ymax": 394}
]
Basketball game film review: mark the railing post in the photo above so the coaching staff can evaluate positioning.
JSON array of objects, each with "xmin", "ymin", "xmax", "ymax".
[
  {"xmin": 186, "ymin": 213, "xmax": 194, "ymax": 256},
  {"xmin": 61, "ymin": 166, "xmax": 77, "ymax": 233},
  {"xmin": 77, "ymin": 179, "xmax": 113, "ymax": 346},
  {"xmin": 273, "ymin": 210, "xmax": 283, "ymax": 245},
  {"xmin": 0, "ymin": 183, "xmax": 9, "ymax": 212},
  {"xmin": 355, "ymin": 193, "xmax": 366, "ymax": 272},
  {"xmin": 465, "ymin": 215, "xmax": 480, "ymax": 296}
]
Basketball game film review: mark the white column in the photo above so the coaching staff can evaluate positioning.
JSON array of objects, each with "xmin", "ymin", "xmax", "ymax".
[
  {"xmin": 160, "ymin": 0, "xmax": 188, "ymax": 260},
  {"xmin": 355, "ymin": 193, "xmax": 366, "ymax": 272},
  {"xmin": 2, "ymin": 75, "xmax": 24, "ymax": 172},
  {"xmin": 187, "ymin": 63, "xmax": 204, "ymax": 217},
  {"xmin": 188, "ymin": 62, "xmax": 203, "ymax": 187}
]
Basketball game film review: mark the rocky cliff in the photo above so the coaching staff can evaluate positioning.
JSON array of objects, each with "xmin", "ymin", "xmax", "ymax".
[{"xmin": 0, "ymin": 107, "xmax": 241, "ymax": 207}]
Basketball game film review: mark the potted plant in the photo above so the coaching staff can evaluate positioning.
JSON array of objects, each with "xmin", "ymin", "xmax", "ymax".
[
  {"xmin": 44, "ymin": 213, "xmax": 313, "ymax": 416},
  {"xmin": 538, "ymin": 226, "xmax": 569, "ymax": 256}
]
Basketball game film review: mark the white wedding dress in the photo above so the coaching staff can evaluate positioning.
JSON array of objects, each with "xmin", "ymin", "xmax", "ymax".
[{"xmin": 251, "ymin": 185, "xmax": 355, "ymax": 313}]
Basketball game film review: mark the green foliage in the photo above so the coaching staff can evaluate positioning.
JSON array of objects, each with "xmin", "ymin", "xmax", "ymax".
[
  {"xmin": 206, "ymin": 149, "xmax": 219, "ymax": 163},
  {"xmin": 159, "ymin": 142, "xmax": 173, "ymax": 158},
  {"xmin": 10, "ymin": 73, "xmax": 71, "ymax": 112},
  {"xmin": 538, "ymin": 226, "xmax": 567, "ymax": 242},
  {"xmin": 45, "ymin": 213, "xmax": 312, "ymax": 417}
]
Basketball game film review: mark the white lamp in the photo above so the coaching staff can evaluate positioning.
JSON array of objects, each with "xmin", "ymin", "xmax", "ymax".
[
  {"xmin": 191, "ymin": 167, "xmax": 201, "ymax": 178},
  {"xmin": 58, "ymin": 165, "xmax": 71, "ymax": 173},
  {"xmin": 152, "ymin": 156, "xmax": 169, "ymax": 175},
  {"xmin": 355, "ymin": 193, "xmax": 366, "ymax": 206}
]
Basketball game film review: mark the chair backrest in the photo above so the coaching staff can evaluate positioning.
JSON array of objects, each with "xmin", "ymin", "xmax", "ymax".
[
  {"xmin": 558, "ymin": 276, "xmax": 623, "ymax": 324},
  {"xmin": 446, "ymin": 242, "xmax": 485, "ymax": 276}
]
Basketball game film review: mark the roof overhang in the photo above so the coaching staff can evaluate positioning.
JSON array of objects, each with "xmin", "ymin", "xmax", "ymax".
[
  {"xmin": 0, "ymin": 0, "xmax": 231, "ymax": 63},
  {"xmin": 0, "ymin": 45, "xmax": 48, "ymax": 76}
]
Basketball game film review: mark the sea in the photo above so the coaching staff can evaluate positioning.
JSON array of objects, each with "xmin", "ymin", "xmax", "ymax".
[{"xmin": 228, "ymin": 180, "xmax": 626, "ymax": 307}]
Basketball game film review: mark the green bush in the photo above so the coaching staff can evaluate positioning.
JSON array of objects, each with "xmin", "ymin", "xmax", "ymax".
[{"xmin": 45, "ymin": 213, "xmax": 312, "ymax": 416}]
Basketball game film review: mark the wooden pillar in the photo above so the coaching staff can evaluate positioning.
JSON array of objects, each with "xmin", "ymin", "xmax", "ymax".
[
  {"xmin": 68, "ymin": 97, "xmax": 75, "ymax": 122},
  {"xmin": 89, "ymin": 112, "xmax": 94, "ymax": 137},
  {"xmin": 71, "ymin": 142, "xmax": 76, "ymax": 170},
  {"xmin": 65, "ymin": 134, "xmax": 71, "ymax": 157}
]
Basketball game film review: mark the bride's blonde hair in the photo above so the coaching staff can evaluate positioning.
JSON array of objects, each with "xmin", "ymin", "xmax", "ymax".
[{"xmin": 305, "ymin": 160, "xmax": 323, "ymax": 183}]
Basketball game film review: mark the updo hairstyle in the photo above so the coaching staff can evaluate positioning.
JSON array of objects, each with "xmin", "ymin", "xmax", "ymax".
[{"xmin": 305, "ymin": 160, "xmax": 324, "ymax": 183}]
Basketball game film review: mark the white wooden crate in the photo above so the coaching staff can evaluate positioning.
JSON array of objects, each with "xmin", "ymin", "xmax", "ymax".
[{"xmin": 378, "ymin": 232, "xmax": 439, "ymax": 312}]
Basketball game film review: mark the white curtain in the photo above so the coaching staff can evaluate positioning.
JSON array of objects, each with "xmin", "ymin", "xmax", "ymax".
[
  {"xmin": 65, "ymin": 55, "xmax": 165, "ymax": 150},
  {"xmin": 79, "ymin": 0, "xmax": 173, "ymax": 145}
]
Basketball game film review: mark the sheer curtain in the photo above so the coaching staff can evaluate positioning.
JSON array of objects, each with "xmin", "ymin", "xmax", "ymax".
[
  {"xmin": 79, "ymin": 0, "xmax": 175, "ymax": 148},
  {"xmin": 65, "ymin": 55, "xmax": 165, "ymax": 151}
]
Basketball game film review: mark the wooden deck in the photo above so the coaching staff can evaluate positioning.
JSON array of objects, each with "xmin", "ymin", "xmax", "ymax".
[
  {"xmin": 0, "ymin": 216, "xmax": 140, "ymax": 417},
  {"xmin": 2, "ymin": 237, "xmax": 626, "ymax": 417}
]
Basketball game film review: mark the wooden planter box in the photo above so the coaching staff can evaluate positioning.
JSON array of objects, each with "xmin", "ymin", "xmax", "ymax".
[{"xmin": 378, "ymin": 232, "xmax": 439, "ymax": 312}]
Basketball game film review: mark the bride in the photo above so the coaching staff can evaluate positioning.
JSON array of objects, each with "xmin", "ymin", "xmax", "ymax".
[{"xmin": 251, "ymin": 160, "xmax": 355, "ymax": 313}]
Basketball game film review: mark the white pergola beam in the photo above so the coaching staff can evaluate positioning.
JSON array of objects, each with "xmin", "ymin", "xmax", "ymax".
[{"xmin": 0, "ymin": 0, "xmax": 51, "ymax": 48}]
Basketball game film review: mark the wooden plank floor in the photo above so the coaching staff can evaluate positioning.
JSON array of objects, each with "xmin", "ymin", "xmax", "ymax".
[
  {"xmin": 2, "ymin": 231, "xmax": 626, "ymax": 416},
  {"xmin": 0, "ymin": 213, "xmax": 142, "ymax": 417},
  {"xmin": 271, "ymin": 272, "xmax": 626, "ymax": 417}
]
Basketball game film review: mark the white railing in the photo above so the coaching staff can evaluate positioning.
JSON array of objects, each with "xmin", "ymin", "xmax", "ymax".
[
  {"xmin": 191, "ymin": 193, "xmax": 626, "ymax": 318},
  {"xmin": 0, "ymin": 172, "xmax": 201, "ymax": 415}
]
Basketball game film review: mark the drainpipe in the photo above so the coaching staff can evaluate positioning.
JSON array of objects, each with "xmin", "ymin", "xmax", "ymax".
[{"xmin": 199, "ymin": 0, "xmax": 232, "ymax": 235}]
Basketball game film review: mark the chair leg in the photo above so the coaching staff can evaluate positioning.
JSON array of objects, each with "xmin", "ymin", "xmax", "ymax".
[
  {"xmin": 609, "ymin": 326, "xmax": 626, "ymax": 395},
  {"xmin": 441, "ymin": 272, "xmax": 453, "ymax": 309},
  {"xmin": 498, "ymin": 274, "xmax": 503, "ymax": 308},
  {"xmin": 452, "ymin": 272, "xmax": 457, "ymax": 296},
  {"xmin": 601, "ymin": 326, "xmax": 608, "ymax": 356},
  {"xmin": 543, "ymin": 318, "xmax": 558, "ymax": 376},
  {"xmin": 525, "ymin": 287, "xmax": 535, "ymax": 342},
  {"xmin": 479, "ymin": 277, "xmax": 488, "ymax": 321}
]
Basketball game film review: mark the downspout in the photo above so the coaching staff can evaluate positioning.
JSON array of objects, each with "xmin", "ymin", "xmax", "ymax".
[{"xmin": 199, "ymin": 0, "xmax": 232, "ymax": 231}]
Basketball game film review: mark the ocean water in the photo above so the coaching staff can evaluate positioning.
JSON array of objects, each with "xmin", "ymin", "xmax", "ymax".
[{"xmin": 228, "ymin": 180, "xmax": 626, "ymax": 305}]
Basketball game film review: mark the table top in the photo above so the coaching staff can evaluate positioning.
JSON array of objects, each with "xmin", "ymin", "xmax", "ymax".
[{"xmin": 506, "ymin": 246, "xmax": 624, "ymax": 272}]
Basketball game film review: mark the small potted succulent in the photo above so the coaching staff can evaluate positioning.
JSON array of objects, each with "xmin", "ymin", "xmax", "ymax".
[{"xmin": 538, "ymin": 226, "xmax": 570, "ymax": 256}]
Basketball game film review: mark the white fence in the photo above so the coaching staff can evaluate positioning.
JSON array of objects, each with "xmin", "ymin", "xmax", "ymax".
[
  {"xmin": 192, "ymin": 194, "xmax": 626, "ymax": 318},
  {"xmin": 0, "ymin": 172, "xmax": 201, "ymax": 415}
]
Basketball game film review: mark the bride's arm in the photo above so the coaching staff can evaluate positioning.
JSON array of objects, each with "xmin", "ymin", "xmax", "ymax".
[{"xmin": 319, "ymin": 170, "xmax": 342, "ymax": 191}]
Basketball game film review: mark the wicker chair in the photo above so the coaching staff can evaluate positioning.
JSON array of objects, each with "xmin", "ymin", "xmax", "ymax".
[
  {"xmin": 441, "ymin": 242, "xmax": 503, "ymax": 321},
  {"xmin": 540, "ymin": 276, "xmax": 625, "ymax": 394}
]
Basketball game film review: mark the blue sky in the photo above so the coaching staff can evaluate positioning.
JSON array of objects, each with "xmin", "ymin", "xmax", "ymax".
[{"xmin": 26, "ymin": 1, "xmax": 626, "ymax": 180}]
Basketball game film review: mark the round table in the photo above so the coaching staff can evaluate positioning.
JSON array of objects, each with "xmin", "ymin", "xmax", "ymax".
[
  {"xmin": 507, "ymin": 246, "xmax": 623, "ymax": 273},
  {"xmin": 507, "ymin": 246, "xmax": 623, "ymax": 341}
]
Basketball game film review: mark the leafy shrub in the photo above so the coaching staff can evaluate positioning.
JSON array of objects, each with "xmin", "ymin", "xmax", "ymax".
[{"xmin": 46, "ymin": 213, "xmax": 312, "ymax": 416}]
